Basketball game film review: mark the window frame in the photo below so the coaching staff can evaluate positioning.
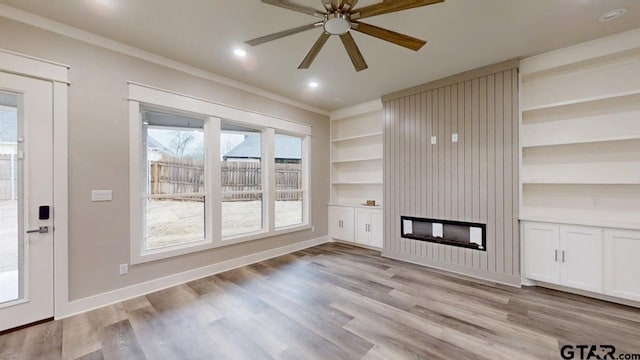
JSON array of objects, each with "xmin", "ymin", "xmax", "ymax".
[{"xmin": 129, "ymin": 83, "xmax": 311, "ymax": 264}]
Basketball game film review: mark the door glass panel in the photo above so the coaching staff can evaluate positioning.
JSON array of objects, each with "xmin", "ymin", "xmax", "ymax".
[{"xmin": 0, "ymin": 91, "xmax": 22, "ymax": 305}]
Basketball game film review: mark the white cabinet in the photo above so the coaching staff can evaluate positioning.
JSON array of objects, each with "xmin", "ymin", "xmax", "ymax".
[
  {"xmin": 604, "ymin": 229, "xmax": 640, "ymax": 302},
  {"xmin": 328, "ymin": 206, "xmax": 354, "ymax": 242},
  {"xmin": 560, "ymin": 226, "xmax": 603, "ymax": 293},
  {"xmin": 354, "ymin": 208, "xmax": 383, "ymax": 248},
  {"xmin": 524, "ymin": 222, "xmax": 560, "ymax": 283},
  {"xmin": 524, "ymin": 223, "xmax": 603, "ymax": 293}
]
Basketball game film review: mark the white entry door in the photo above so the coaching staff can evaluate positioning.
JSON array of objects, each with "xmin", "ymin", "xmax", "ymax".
[{"xmin": 0, "ymin": 72, "xmax": 54, "ymax": 332}]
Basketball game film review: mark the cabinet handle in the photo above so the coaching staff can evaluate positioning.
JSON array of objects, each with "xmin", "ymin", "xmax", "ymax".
[
  {"xmin": 555, "ymin": 249, "xmax": 558, "ymax": 262},
  {"xmin": 367, "ymin": 224, "xmax": 370, "ymax": 232},
  {"xmin": 562, "ymin": 250, "xmax": 565, "ymax": 263}
]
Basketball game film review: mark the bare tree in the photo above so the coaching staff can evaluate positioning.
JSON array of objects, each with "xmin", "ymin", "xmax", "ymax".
[{"xmin": 170, "ymin": 131, "xmax": 194, "ymax": 156}]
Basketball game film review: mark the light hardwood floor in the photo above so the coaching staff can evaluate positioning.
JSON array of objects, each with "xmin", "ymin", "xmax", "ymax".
[{"xmin": 2, "ymin": 242, "xmax": 639, "ymax": 359}]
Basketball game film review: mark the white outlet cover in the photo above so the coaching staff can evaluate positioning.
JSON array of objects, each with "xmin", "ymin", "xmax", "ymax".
[
  {"xmin": 431, "ymin": 136, "xmax": 437, "ymax": 145},
  {"xmin": 92, "ymin": 190, "xmax": 112, "ymax": 202},
  {"xmin": 452, "ymin": 133, "xmax": 458, "ymax": 142},
  {"xmin": 119, "ymin": 263, "xmax": 128, "ymax": 275}
]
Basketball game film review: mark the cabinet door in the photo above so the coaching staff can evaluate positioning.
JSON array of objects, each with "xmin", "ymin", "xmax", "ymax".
[
  {"xmin": 328, "ymin": 207, "xmax": 342, "ymax": 240},
  {"xmin": 604, "ymin": 229, "xmax": 640, "ymax": 302},
  {"xmin": 340, "ymin": 207, "xmax": 355, "ymax": 242},
  {"xmin": 559, "ymin": 226, "xmax": 603, "ymax": 293},
  {"xmin": 524, "ymin": 222, "xmax": 561, "ymax": 284},
  {"xmin": 354, "ymin": 209, "xmax": 370, "ymax": 245},
  {"xmin": 369, "ymin": 209, "xmax": 383, "ymax": 248}
]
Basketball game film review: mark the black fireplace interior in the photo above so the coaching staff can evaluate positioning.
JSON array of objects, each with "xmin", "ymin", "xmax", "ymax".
[{"xmin": 400, "ymin": 216, "xmax": 486, "ymax": 251}]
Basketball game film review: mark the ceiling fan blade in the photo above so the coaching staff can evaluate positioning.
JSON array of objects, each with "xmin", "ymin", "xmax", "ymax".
[
  {"xmin": 246, "ymin": 23, "xmax": 320, "ymax": 46},
  {"xmin": 262, "ymin": 0, "xmax": 325, "ymax": 17},
  {"xmin": 321, "ymin": 0, "xmax": 336, "ymax": 11},
  {"xmin": 352, "ymin": 21, "xmax": 426, "ymax": 51},
  {"xmin": 339, "ymin": 32, "xmax": 368, "ymax": 71},
  {"xmin": 351, "ymin": 0, "xmax": 443, "ymax": 20},
  {"xmin": 339, "ymin": 0, "xmax": 358, "ymax": 11},
  {"xmin": 298, "ymin": 33, "xmax": 331, "ymax": 69}
]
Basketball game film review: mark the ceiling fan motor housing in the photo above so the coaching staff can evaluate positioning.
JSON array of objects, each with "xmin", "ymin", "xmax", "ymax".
[{"xmin": 324, "ymin": 12, "xmax": 351, "ymax": 35}]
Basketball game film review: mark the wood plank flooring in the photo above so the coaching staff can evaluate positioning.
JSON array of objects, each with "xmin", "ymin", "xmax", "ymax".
[{"xmin": 2, "ymin": 243, "xmax": 640, "ymax": 359}]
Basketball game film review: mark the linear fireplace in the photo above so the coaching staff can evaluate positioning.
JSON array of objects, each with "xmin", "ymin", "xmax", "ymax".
[{"xmin": 400, "ymin": 216, "xmax": 486, "ymax": 251}]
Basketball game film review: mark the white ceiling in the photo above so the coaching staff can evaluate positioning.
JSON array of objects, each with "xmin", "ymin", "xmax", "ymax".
[{"xmin": 2, "ymin": 0, "xmax": 639, "ymax": 111}]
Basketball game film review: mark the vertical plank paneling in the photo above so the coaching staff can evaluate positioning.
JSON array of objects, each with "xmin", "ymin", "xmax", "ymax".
[
  {"xmin": 494, "ymin": 71, "xmax": 505, "ymax": 274},
  {"xmin": 382, "ymin": 65, "xmax": 520, "ymax": 283},
  {"xmin": 410, "ymin": 94, "xmax": 417, "ymax": 256},
  {"xmin": 420, "ymin": 92, "xmax": 428, "ymax": 258},
  {"xmin": 450, "ymin": 84, "xmax": 459, "ymax": 265},
  {"xmin": 503, "ymin": 70, "xmax": 513, "ymax": 275},
  {"xmin": 456, "ymin": 83, "xmax": 465, "ymax": 264},
  {"xmin": 471, "ymin": 78, "xmax": 480, "ymax": 268},
  {"xmin": 426, "ymin": 91, "xmax": 433, "ymax": 259},
  {"xmin": 487, "ymin": 74, "xmax": 496, "ymax": 272},
  {"xmin": 479, "ymin": 76, "xmax": 488, "ymax": 270},
  {"xmin": 464, "ymin": 80, "xmax": 473, "ymax": 266},
  {"xmin": 512, "ymin": 69, "xmax": 520, "ymax": 276},
  {"xmin": 392, "ymin": 99, "xmax": 402, "ymax": 252}
]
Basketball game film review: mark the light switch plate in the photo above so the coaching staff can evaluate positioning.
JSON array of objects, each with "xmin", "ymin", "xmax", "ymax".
[
  {"xmin": 119, "ymin": 263, "xmax": 128, "ymax": 275},
  {"xmin": 431, "ymin": 136, "xmax": 437, "ymax": 145},
  {"xmin": 452, "ymin": 133, "xmax": 458, "ymax": 142},
  {"xmin": 92, "ymin": 190, "xmax": 112, "ymax": 202}
]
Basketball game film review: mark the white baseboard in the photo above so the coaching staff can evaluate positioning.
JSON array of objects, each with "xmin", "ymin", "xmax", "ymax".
[
  {"xmin": 524, "ymin": 280, "xmax": 640, "ymax": 308},
  {"xmin": 55, "ymin": 236, "xmax": 328, "ymax": 319},
  {"xmin": 382, "ymin": 250, "xmax": 522, "ymax": 288}
]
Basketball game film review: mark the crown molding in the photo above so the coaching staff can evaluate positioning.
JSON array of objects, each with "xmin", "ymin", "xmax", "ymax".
[{"xmin": 0, "ymin": 4, "xmax": 329, "ymax": 116}]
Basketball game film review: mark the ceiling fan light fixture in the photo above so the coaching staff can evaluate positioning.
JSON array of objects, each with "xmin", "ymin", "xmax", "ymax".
[{"xmin": 324, "ymin": 13, "xmax": 351, "ymax": 35}]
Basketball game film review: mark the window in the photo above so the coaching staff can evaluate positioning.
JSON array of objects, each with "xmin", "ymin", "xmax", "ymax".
[
  {"xmin": 141, "ymin": 110, "xmax": 206, "ymax": 250},
  {"xmin": 129, "ymin": 83, "xmax": 311, "ymax": 264},
  {"xmin": 221, "ymin": 123, "xmax": 264, "ymax": 238},
  {"xmin": 275, "ymin": 134, "xmax": 304, "ymax": 228}
]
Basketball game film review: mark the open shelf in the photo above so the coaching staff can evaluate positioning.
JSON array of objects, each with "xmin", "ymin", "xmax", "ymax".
[
  {"xmin": 521, "ymin": 92, "xmax": 640, "ymax": 148},
  {"xmin": 328, "ymin": 203, "xmax": 383, "ymax": 209},
  {"xmin": 521, "ymin": 89, "xmax": 640, "ymax": 112},
  {"xmin": 331, "ymin": 132, "xmax": 383, "ymax": 143},
  {"xmin": 332, "ymin": 157, "xmax": 382, "ymax": 164},
  {"xmin": 332, "ymin": 181, "xmax": 383, "ymax": 185}
]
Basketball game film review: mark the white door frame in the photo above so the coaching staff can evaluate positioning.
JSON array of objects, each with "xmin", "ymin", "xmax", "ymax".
[{"xmin": 0, "ymin": 48, "xmax": 69, "ymax": 321}]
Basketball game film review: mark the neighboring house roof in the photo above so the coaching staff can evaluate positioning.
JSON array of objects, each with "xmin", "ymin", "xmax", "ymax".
[
  {"xmin": 147, "ymin": 135, "xmax": 172, "ymax": 154},
  {"xmin": 224, "ymin": 134, "xmax": 301, "ymax": 160},
  {"xmin": 0, "ymin": 110, "xmax": 17, "ymax": 143}
]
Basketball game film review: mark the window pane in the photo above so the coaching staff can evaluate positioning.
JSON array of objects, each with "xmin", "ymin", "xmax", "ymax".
[
  {"xmin": 0, "ymin": 93, "xmax": 22, "ymax": 304},
  {"xmin": 222, "ymin": 194, "xmax": 263, "ymax": 237},
  {"xmin": 275, "ymin": 134, "xmax": 303, "ymax": 228},
  {"xmin": 146, "ymin": 196, "xmax": 205, "ymax": 249},
  {"xmin": 221, "ymin": 124, "xmax": 263, "ymax": 237},
  {"xmin": 142, "ymin": 110, "xmax": 205, "ymax": 250}
]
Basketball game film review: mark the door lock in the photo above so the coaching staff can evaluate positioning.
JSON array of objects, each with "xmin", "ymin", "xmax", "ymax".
[{"xmin": 26, "ymin": 226, "xmax": 49, "ymax": 234}]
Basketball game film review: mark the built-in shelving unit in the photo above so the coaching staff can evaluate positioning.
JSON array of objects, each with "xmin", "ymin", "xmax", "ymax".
[
  {"xmin": 330, "ymin": 101, "xmax": 384, "ymax": 207},
  {"xmin": 519, "ymin": 34, "xmax": 640, "ymax": 231}
]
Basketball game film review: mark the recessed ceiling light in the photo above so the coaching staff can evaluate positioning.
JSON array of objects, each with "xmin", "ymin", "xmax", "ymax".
[
  {"xmin": 308, "ymin": 81, "xmax": 319, "ymax": 88},
  {"xmin": 599, "ymin": 8, "xmax": 628, "ymax": 22},
  {"xmin": 233, "ymin": 48, "xmax": 247, "ymax": 57}
]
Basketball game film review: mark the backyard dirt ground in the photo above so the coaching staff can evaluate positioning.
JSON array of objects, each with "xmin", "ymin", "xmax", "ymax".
[{"xmin": 147, "ymin": 200, "xmax": 303, "ymax": 249}]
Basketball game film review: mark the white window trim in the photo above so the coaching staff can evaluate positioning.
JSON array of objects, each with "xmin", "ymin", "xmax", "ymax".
[{"xmin": 129, "ymin": 83, "xmax": 312, "ymax": 264}]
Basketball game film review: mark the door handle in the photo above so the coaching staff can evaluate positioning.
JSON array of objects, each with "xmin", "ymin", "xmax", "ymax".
[{"xmin": 26, "ymin": 226, "xmax": 49, "ymax": 234}]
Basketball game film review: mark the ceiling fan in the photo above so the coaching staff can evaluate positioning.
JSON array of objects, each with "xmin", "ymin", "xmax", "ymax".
[{"xmin": 246, "ymin": 0, "xmax": 444, "ymax": 72}]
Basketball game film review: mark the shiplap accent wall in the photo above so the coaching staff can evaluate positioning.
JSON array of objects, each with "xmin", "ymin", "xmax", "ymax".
[{"xmin": 382, "ymin": 61, "xmax": 520, "ymax": 285}]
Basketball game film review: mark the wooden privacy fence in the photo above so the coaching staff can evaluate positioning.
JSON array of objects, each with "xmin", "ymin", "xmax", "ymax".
[
  {"xmin": 149, "ymin": 155, "xmax": 302, "ymax": 201},
  {"xmin": 0, "ymin": 154, "xmax": 17, "ymax": 201}
]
